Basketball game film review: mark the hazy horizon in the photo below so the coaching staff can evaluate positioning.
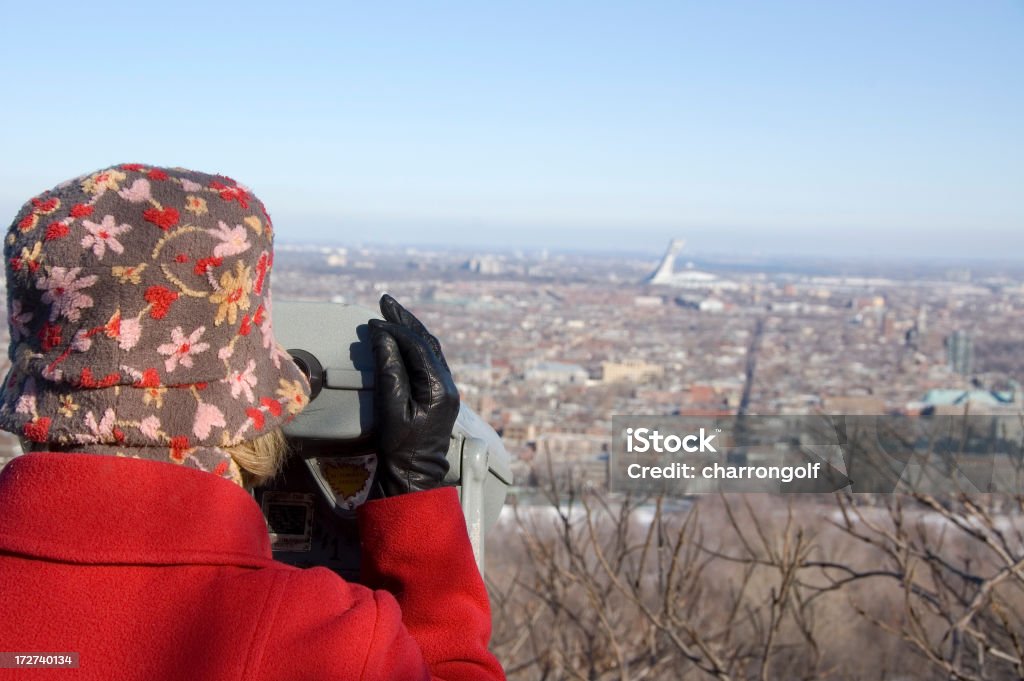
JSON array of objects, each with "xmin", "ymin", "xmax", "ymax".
[{"xmin": 273, "ymin": 218, "xmax": 1024, "ymax": 264}]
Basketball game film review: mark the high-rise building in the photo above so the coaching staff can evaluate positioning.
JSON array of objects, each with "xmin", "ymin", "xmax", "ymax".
[
  {"xmin": 916, "ymin": 306, "xmax": 928, "ymax": 336},
  {"xmin": 946, "ymin": 329, "xmax": 974, "ymax": 376}
]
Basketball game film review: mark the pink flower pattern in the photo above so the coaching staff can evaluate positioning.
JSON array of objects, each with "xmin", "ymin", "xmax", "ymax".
[
  {"xmin": 36, "ymin": 267, "xmax": 99, "ymax": 322},
  {"xmin": 157, "ymin": 326, "xmax": 211, "ymax": 372},
  {"xmin": 225, "ymin": 358, "xmax": 258, "ymax": 403},
  {"xmin": 209, "ymin": 221, "xmax": 251, "ymax": 258},
  {"xmin": 81, "ymin": 215, "xmax": 132, "ymax": 259},
  {"xmin": 83, "ymin": 409, "xmax": 117, "ymax": 441}
]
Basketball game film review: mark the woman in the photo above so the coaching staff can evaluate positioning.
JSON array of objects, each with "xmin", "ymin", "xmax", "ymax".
[{"xmin": 0, "ymin": 164, "xmax": 505, "ymax": 680}]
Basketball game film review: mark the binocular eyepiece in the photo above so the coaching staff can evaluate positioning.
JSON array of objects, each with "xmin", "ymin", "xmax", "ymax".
[{"xmin": 288, "ymin": 349, "xmax": 324, "ymax": 402}]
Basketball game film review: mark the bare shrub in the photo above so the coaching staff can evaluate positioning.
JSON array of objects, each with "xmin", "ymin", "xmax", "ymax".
[{"xmin": 486, "ymin": 483, "xmax": 1024, "ymax": 680}]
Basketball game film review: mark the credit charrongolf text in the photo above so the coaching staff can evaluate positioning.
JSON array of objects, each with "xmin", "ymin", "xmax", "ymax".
[{"xmin": 626, "ymin": 461, "xmax": 823, "ymax": 482}]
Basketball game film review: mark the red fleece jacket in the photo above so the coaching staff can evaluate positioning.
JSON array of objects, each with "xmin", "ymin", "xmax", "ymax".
[{"xmin": 0, "ymin": 452, "xmax": 505, "ymax": 680}]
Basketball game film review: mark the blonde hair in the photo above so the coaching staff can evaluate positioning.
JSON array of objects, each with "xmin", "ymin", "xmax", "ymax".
[
  {"xmin": 226, "ymin": 428, "xmax": 290, "ymax": 488},
  {"xmin": 24, "ymin": 428, "xmax": 290, "ymax": 488}
]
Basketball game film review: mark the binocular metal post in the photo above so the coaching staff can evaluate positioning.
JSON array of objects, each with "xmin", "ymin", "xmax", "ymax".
[{"xmin": 459, "ymin": 437, "xmax": 491, "ymax": 571}]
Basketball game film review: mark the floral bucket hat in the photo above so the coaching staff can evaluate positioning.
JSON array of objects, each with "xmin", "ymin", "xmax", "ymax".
[{"xmin": 0, "ymin": 163, "xmax": 310, "ymax": 480}]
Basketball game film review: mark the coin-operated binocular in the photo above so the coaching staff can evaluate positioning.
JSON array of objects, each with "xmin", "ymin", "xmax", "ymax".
[{"xmin": 253, "ymin": 301, "xmax": 512, "ymax": 578}]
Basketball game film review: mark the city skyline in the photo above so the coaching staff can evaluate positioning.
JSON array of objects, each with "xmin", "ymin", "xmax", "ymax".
[{"xmin": 273, "ymin": 219, "xmax": 1024, "ymax": 262}]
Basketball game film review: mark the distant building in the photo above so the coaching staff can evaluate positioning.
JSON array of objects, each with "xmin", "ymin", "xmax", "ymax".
[
  {"xmin": 946, "ymin": 330, "xmax": 974, "ymax": 376},
  {"xmin": 644, "ymin": 239, "xmax": 737, "ymax": 290},
  {"xmin": 916, "ymin": 306, "xmax": 928, "ymax": 335},
  {"xmin": 523, "ymin": 361, "xmax": 589, "ymax": 385},
  {"xmin": 464, "ymin": 255, "xmax": 503, "ymax": 275},
  {"xmin": 879, "ymin": 310, "xmax": 895, "ymax": 338},
  {"xmin": 646, "ymin": 239, "xmax": 686, "ymax": 284},
  {"xmin": 674, "ymin": 296, "xmax": 726, "ymax": 312},
  {"xmin": 601, "ymin": 359, "xmax": 664, "ymax": 384},
  {"xmin": 920, "ymin": 389, "xmax": 1014, "ymax": 410},
  {"xmin": 904, "ymin": 326, "xmax": 919, "ymax": 350}
]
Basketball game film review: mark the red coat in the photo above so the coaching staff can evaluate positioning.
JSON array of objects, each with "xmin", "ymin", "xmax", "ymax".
[{"xmin": 0, "ymin": 452, "xmax": 506, "ymax": 680}]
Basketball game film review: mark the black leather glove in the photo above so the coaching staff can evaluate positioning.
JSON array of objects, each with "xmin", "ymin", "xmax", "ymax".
[{"xmin": 369, "ymin": 295, "xmax": 460, "ymax": 497}]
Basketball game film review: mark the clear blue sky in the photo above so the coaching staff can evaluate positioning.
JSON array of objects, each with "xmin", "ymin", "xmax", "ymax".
[{"xmin": 1, "ymin": 1, "xmax": 1021, "ymax": 258}]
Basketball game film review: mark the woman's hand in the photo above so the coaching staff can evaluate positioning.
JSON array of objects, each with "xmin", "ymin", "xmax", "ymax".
[{"xmin": 369, "ymin": 295, "xmax": 460, "ymax": 497}]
